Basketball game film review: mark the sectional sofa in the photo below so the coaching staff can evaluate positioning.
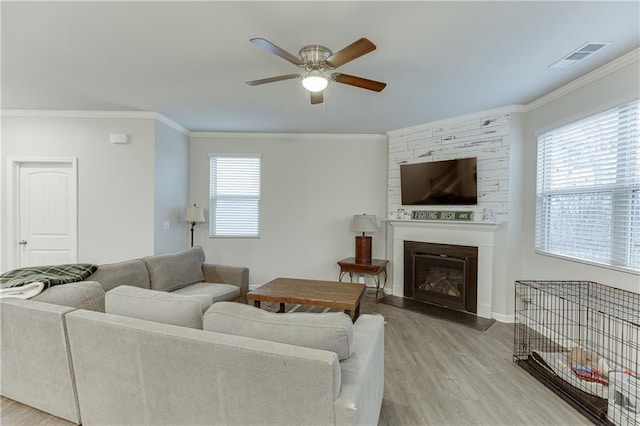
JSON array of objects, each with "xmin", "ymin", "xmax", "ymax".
[
  {"xmin": 0, "ymin": 246, "xmax": 385, "ymax": 425},
  {"xmin": 30, "ymin": 245, "xmax": 249, "ymax": 310},
  {"xmin": 1, "ymin": 246, "xmax": 247, "ymax": 423}
]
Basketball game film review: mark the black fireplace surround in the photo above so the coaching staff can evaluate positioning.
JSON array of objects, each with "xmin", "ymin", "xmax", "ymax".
[{"xmin": 404, "ymin": 241, "xmax": 478, "ymax": 314}]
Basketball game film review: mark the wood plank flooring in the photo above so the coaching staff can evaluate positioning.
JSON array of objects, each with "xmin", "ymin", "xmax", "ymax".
[
  {"xmin": 1, "ymin": 294, "xmax": 589, "ymax": 425},
  {"xmin": 364, "ymin": 295, "xmax": 589, "ymax": 425}
]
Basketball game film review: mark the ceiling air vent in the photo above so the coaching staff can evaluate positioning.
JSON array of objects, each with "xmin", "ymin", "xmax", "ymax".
[{"xmin": 549, "ymin": 42, "xmax": 612, "ymax": 69}]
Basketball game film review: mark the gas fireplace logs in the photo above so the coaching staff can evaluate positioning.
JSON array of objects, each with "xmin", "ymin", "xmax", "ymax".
[{"xmin": 419, "ymin": 275, "xmax": 461, "ymax": 297}]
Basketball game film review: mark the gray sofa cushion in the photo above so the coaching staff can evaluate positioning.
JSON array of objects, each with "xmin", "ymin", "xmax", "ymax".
[
  {"xmin": 87, "ymin": 259, "xmax": 150, "ymax": 292},
  {"xmin": 32, "ymin": 280, "xmax": 105, "ymax": 312},
  {"xmin": 144, "ymin": 246, "xmax": 204, "ymax": 292},
  {"xmin": 203, "ymin": 302, "xmax": 355, "ymax": 360},
  {"xmin": 106, "ymin": 285, "xmax": 212, "ymax": 329},
  {"xmin": 171, "ymin": 282, "xmax": 240, "ymax": 302}
]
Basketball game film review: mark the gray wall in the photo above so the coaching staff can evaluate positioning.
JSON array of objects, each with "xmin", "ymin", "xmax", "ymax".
[
  {"xmin": 153, "ymin": 120, "xmax": 190, "ymax": 254},
  {"xmin": 189, "ymin": 133, "xmax": 388, "ymax": 287},
  {"xmin": 1, "ymin": 115, "xmax": 157, "ymax": 269}
]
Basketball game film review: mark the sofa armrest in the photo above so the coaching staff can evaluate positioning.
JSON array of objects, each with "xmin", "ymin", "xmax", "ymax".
[
  {"xmin": 32, "ymin": 281, "xmax": 105, "ymax": 312},
  {"xmin": 1, "ymin": 299, "xmax": 81, "ymax": 424},
  {"xmin": 202, "ymin": 263, "xmax": 249, "ymax": 295},
  {"xmin": 334, "ymin": 314, "xmax": 385, "ymax": 426}
]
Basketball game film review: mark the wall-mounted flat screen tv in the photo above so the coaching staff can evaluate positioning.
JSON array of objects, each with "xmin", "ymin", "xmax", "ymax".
[{"xmin": 400, "ymin": 157, "xmax": 477, "ymax": 205}]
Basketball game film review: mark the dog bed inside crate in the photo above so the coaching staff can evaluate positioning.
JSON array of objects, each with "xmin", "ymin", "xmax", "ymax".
[{"xmin": 529, "ymin": 351, "xmax": 609, "ymax": 421}]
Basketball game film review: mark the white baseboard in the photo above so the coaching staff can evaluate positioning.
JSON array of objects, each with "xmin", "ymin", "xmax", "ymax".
[{"xmin": 492, "ymin": 312, "xmax": 515, "ymax": 323}]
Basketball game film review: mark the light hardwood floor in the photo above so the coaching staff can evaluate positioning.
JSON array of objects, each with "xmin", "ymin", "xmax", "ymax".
[{"xmin": 1, "ymin": 295, "xmax": 589, "ymax": 425}]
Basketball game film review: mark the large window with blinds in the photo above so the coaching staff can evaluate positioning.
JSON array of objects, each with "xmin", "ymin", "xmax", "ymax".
[
  {"xmin": 209, "ymin": 154, "xmax": 261, "ymax": 237},
  {"xmin": 535, "ymin": 99, "xmax": 640, "ymax": 272}
]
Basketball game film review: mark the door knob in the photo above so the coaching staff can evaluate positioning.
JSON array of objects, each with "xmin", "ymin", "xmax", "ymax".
[{"xmin": 18, "ymin": 240, "xmax": 27, "ymax": 245}]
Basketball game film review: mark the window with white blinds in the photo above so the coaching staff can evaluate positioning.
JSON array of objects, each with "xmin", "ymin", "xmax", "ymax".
[
  {"xmin": 209, "ymin": 154, "xmax": 261, "ymax": 237},
  {"xmin": 535, "ymin": 99, "xmax": 640, "ymax": 272}
]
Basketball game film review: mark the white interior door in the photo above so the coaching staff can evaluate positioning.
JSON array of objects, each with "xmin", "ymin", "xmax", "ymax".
[{"xmin": 14, "ymin": 160, "xmax": 77, "ymax": 267}]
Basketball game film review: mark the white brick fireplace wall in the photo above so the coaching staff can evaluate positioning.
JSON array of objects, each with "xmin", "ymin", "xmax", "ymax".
[
  {"xmin": 387, "ymin": 111, "xmax": 512, "ymax": 222},
  {"xmin": 385, "ymin": 108, "xmax": 516, "ymax": 321}
]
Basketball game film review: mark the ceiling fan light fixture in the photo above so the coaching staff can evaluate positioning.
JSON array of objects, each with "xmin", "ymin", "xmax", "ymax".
[
  {"xmin": 302, "ymin": 71, "xmax": 328, "ymax": 92},
  {"xmin": 247, "ymin": 37, "xmax": 385, "ymax": 105}
]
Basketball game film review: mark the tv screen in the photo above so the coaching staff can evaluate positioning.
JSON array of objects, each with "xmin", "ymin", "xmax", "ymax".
[{"xmin": 400, "ymin": 157, "xmax": 477, "ymax": 205}]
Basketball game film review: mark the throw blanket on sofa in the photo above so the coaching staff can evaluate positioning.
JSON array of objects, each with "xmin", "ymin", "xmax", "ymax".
[
  {"xmin": 0, "ymin": 263, "xmax": 98, "ymax": 299},
  {"xmin": 0, "ymin": 282, "xmax": 46, "ymax": 299}
]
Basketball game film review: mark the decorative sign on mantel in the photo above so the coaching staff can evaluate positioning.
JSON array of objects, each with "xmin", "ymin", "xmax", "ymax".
[{"xmin": 411, "ymin": 210, "xmax": 474, "ymax": 221}]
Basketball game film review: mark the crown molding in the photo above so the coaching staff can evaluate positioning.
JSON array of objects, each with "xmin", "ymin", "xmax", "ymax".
[
  {"xmin": 386, "ymin": 104, "xmax": 526, "ymax": 137},
  {"xmin": 189, "ymin": 131, "xmax": 386, "ymax": 141},
  {"xmin": 1, "ymin": 110, "xmax": 190, "ymax": 135},
  {"xmin": 155, "ymin": 114, "xmax": 189, "ymax": 135},
  {"xmin": 525, "ymin": 47, "xmax": 640, "ymax": 112},
  {"xmin": 0, "ymin": 110, "xmax": 157, "ymax": 119}
]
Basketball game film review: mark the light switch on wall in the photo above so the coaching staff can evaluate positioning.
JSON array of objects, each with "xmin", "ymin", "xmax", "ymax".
[{"xmin": 163, "ymin": 220, "xmax": 170, "ymax": 230}]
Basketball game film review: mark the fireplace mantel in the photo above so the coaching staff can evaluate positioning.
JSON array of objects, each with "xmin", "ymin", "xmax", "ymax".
[
  {"xmin": 386, "ymin": 219, "xmax": 503, "ymax": 319},
  {"xmin": 387, "ymin": 219, "xmax": 500, "ymax": 234}
]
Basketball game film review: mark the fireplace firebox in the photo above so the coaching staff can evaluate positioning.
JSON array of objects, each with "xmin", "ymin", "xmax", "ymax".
[{"xmin": 404, "ymin": 241, "xmax": 478, "ymax": 314}]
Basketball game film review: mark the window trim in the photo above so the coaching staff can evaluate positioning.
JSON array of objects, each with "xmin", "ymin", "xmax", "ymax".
[
  {"xmin": 534, "ymin": 98, "xmax": 640, "ymax": 275},
  {"xmin": 534, "ymin": 248, "xmax": 639, "ymax": 276},
  {"xmin": 208, "ymin": 153, "xmax": 262, "ymax": 239}
]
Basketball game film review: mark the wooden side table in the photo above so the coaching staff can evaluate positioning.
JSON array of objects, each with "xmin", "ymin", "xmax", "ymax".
[{"xmin": 337, "ymin": 257, "xmax": 389, "ymax": 299}]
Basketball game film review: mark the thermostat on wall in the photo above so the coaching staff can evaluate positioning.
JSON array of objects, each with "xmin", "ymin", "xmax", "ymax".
[{"xmin": 109, "ymin": 133, "xmax": 129, "ymax": 144}]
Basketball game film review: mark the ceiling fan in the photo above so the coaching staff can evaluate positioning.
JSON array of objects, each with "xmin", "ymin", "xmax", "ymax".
[{"xmin": 245, "ymin": 37, "xmax": 387, "ymax": 105}]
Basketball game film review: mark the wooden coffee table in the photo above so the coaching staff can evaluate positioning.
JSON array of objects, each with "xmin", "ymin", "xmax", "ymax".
[{"xmin": 246, "ymin": 277, "xmax": 366, "ymax": 321}]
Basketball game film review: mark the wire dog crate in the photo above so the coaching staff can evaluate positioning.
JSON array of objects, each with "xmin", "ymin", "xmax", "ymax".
[{"xmin": 514, "ymin": 281, "xmax": 639, "ymax": 425}]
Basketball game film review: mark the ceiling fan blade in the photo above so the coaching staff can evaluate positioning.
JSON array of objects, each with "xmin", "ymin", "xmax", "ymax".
[
  {"xmin": 310, "ymin": 91, "xmax": 323, "ymax": 105},
  {"xmin": 250, "ymin": 38, "xmax": 304, "ymax": 66},
  {"xmin": 325, "ymin": 38, "xmax": 376, "ymax": 68},
  {"xmin": 332, "ymin": 73, "xmax": 387, "ymax": 92},
  {"xmin": 245, "ymin": 74, "xmax": 300, "ymax": 86}
]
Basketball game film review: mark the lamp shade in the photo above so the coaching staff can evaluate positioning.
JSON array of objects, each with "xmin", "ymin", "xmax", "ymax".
[
  {"xmin": 184, "ymin": 205, "xmax": 205, "ymax": 223},
  {"xmin": 352, "ymin": 214, "xmax": 378, "ymax": 233}
]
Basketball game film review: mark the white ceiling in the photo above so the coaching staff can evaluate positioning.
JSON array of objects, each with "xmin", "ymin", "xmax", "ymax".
[{"xmin": 2, "ymin": 1, "xmax": 639, "ymax": 134}]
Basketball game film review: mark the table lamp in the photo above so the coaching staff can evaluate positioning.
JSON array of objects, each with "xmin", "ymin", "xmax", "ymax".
[
  {"xmin": 184, "ymin": 204, "xmax": 205, "ymax": 247},
  {"xmin": 352, "ymin": 214, "xmax": 378, "ymax": 264}
]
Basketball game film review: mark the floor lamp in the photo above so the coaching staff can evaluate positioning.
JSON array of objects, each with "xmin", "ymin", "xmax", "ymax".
[
  {"xmin": 184, "ymin": 204, "xmax": 205, "ymax": 247},
  {"xmin": 352, "ymin": 214, "xmax": 378, "ymax": 264}
]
